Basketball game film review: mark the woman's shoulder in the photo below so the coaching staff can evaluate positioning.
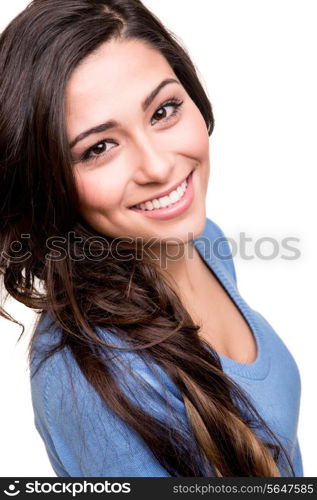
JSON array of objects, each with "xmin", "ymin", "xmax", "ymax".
[
  {"xmin": 30, "ymin": 312, "xmax": 183, "ymax": 406},
  {"xmin": 30, "ymin": 312, "xmax": 180, "ymax": 397}
]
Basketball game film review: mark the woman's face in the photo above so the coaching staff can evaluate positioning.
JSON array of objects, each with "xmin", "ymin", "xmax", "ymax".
[{"xmin": 65, "ymin": 38, "xmax": 210, "ymax": 246}]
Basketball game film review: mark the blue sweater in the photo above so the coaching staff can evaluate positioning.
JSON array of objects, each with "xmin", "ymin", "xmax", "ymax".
[{"xmin": 30, "ymin": 217, "xmax": 303, "ymax": 477}]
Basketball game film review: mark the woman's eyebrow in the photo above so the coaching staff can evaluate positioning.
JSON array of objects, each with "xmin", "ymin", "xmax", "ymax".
[{"xmin": 69, "ymin": 78, "xmax": 180, "ymax": 149}]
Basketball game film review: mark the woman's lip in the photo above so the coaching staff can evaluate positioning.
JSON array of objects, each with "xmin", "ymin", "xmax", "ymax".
[{"xmin": 129, "ymin": 171, "xmax": 192, "ymax": 208}]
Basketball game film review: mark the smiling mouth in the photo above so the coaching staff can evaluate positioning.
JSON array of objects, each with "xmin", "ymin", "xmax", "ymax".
[{"xmin": 129, "ymin": 171, "xmax": 192, "ymax": 209}]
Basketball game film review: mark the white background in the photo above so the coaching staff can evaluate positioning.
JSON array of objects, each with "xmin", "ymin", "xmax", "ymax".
[{"xmin": 0, "ymin": 0, "xmax": 316, "ymax": 477}]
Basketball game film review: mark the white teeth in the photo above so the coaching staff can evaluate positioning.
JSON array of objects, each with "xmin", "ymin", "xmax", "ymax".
[
  {"xmin": 145, "ymin": 200, "xmax": 154, "ymax": 210},
  {"xmin": 158, "ymin": 195, "xmax": 171, "ymax": 207},
  {"xmin": 169, "ymin": 190, "xmax": 180, "ymax": 203},
  {"xmin": 134, "ymin": 176, "xmax": 189, "ymax": 210},
  {"xmin": 152, "ymin": 199, "xmax": 160, "ymax": 209}
]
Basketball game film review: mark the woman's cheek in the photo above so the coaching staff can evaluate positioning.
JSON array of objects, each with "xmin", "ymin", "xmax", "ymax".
[
  {"xmin": 75, "ymin": 169, "xmax": 118, "ymax": 212},
  {"xmin": 176, "ymin": 108, "xmax": 210, "ymax": 160}
]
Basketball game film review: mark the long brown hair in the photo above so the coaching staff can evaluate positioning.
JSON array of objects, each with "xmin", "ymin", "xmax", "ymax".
[{"xmin": 0, "ymin": 0, "xmax": 294, "ymax": 476}]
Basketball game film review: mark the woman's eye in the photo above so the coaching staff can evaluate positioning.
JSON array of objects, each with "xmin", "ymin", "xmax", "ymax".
[
  {"xmin": 150, "ymin": 98, "xmax": 183, "ymax": 126},
  {"xmin": 81, "ymin": 139, "xmax": 116, "ymax": 163},
  {"xmin": 79, "ymin": 98, "xmax": 183, "ymax": 164}
]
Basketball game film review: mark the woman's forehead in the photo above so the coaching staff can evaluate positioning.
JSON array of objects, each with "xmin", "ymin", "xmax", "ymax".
[
  {"xmin": 64, "ymin": 38, "xmax": 177, "ymax": 136},
  {"xmin": 66, "ymin": 38, "xmax": 173, "ymax": 100}
]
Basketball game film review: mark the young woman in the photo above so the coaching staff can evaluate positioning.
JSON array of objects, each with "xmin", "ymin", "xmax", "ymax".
[{"xmin": 0, "ymin": 0, "xmax": 302, "ymax": 477}]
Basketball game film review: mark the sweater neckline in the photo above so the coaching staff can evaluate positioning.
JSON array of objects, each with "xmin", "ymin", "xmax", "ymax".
[{"xmin": 193, "ymin": 236, "xmax": 271, "ymax": 380}]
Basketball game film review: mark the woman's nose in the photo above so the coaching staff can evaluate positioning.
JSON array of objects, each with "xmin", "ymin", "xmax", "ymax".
[{"xmin": 130, "ymin": 131, "xmax": 175, "ymax": 184}]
